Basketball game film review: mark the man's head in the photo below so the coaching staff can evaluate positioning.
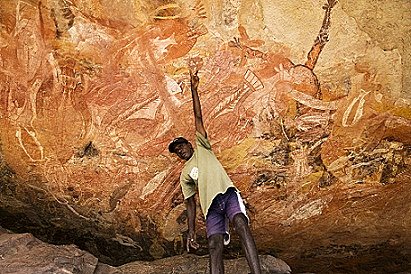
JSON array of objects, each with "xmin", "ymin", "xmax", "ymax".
[{"xmin": 169, "ymin": 137, "xmax": 194, "ymax": 160}]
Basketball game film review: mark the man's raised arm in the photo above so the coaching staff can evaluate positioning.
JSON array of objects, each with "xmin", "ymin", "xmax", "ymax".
[{"xmin": 190, "ymin": 69, "xmax": 207, "ymax": 138}]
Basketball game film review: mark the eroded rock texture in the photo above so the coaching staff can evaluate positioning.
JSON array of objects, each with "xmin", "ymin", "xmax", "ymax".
[
  {"xmin": 0, "ymin": 226, "xmax": 100, "ymax": 274},
  {"xmin": 0, "ymin": 0, "xmax": 411, "ymax": 273},
  {"xmin": 0, "ymin": 227, "xmax": 292, "ymax": 274}
]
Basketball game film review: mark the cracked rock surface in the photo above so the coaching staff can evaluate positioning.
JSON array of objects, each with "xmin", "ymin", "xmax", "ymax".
[{"xmin": 0, "ymin": 227, "xmax": 291, "ymax": 274}]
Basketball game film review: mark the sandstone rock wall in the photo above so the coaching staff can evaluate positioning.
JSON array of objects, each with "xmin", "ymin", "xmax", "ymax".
[{"xmin": 1, "ymin": 0, "xmax": 410, "ymax": 272}]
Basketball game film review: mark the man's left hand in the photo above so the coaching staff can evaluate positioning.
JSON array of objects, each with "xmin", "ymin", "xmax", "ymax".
[{"xmin": 186, "ymin": 233, "xmax": 200, "ymax": 252}]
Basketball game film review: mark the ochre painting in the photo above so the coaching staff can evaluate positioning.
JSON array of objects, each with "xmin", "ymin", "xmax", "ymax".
[{"xmin": 1, "ymin": 0, "xmax": 410, "ymax": 272}]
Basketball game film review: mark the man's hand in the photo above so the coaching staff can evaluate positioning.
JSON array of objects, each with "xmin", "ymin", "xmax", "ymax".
[
  {"xmin": 190, "ymin": 68, "xmax": 200, "ymax": 91},
  {"xmin": 188, "ymin": 57, "xmax": 203, "ymax": 91},
  {"xmin": 186, "ymin": 230, "xmax": 200, "ymax": 252}
]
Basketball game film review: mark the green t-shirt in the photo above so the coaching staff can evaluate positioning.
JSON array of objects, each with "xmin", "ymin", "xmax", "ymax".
[{"xmin": 180, "ymin": 132, "xmax": 236, "ymax": 217}]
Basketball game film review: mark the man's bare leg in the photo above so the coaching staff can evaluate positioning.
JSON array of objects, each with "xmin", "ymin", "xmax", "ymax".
[
  {"xmin": 233, "ymin": 213, "xmax": 261, "ymax": 274},
  {"xmin": 208, "ymin": 234, "xmax": 224, "ymax": 274}
]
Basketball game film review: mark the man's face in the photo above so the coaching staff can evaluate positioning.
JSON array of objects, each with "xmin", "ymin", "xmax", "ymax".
[{"xmin": 174, "ymin": 142, "xmax": 194, "ymax": 161}]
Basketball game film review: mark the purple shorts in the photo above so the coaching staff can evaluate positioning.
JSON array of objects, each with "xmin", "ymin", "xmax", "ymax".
[{"xmin": 206, "ymin": 187, "xmax": 248, "ymax": 240}]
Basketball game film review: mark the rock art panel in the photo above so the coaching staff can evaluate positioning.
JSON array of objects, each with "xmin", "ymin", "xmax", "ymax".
[{"xmin": 0, "ymin": 0, "xmax": 410, "ymax": 272}]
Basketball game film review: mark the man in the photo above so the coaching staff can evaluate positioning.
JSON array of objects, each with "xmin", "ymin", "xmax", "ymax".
[{"xmin": 168, "ymin": 68, "xmax": 261, "ymax": 274}]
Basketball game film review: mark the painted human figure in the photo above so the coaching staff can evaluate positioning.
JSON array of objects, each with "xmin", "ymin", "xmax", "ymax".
[{"xmin": 168, "ymin": 68, "xmax": 261, "ymax": 274}]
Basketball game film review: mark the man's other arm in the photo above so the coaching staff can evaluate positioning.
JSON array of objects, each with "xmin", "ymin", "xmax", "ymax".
[{"xmin": 186, "ymin": 195, "xmax": 199, "ymax": 251}]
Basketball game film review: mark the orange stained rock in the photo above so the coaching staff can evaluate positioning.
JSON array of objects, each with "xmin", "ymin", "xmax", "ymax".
[{"xmin": 0, "ymin": 1, "xmax": 410, "ymax": 271}]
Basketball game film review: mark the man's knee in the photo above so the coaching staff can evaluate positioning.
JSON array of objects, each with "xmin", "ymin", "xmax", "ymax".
[
  {"xmin": 208, "ymin": 234, "xmax": 224, "ymax": 252},
  {"xmin": 233, "ymin": 213, "xmax": 248, "ymax": 228}
]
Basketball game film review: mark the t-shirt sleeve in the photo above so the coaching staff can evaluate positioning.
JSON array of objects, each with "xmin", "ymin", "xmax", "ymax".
[
  {"xmin": 196, "ymin": 131, "xmax": 211, "ymax": 150},
  {"xmin": 180, "ymin": 172, "xmax": 197, "ymax": 199}
]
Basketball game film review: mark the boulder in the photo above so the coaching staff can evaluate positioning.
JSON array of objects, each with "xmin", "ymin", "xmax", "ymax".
[{"xmin": 0, "ymin": 227, "xmax": 291, "ymax": 274}]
